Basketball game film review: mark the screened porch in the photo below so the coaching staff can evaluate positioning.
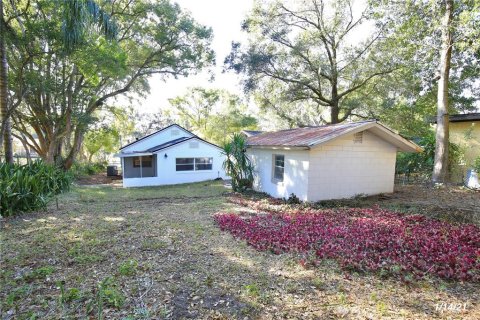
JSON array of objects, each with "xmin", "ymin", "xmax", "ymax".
[{"xmin": 123, "ymin": 155, "xmax": 157, "ymax": 178}]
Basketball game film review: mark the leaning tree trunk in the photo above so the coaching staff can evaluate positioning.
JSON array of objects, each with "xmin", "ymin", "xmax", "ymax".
[
  {"xmin": 0, "ymin": 0, "xmax": 13, "ymax": 164},
  {"xmin": 432, "ymin": 0, "xmax": 453, "ymax": 184}
]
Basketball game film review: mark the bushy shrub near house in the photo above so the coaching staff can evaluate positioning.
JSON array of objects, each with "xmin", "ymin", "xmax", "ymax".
[
  {"xmin": 70, "ymin": 161, "xmax": 107, "ymax": 179},
  {"xmin": 396, "ymin": 131, "xmax": 462, "ymax": 179},
  {"xmin": 0, "ymin": 161, "xmax": 72, "ymax": 216}
]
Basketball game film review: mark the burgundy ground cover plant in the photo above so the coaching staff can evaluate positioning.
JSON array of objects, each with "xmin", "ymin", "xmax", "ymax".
[{"xmin": 215, "ymin": 203, "xmax": 480, "ymax": 282}]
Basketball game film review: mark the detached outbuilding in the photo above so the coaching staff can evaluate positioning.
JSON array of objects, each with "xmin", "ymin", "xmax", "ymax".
[
  {"xmin": 246, "ymin": 120, "xmax": 422, "ymax": 202},
  {"xmin": 117, "ymin": 124, "xmax": 227, "ymax": 187}
]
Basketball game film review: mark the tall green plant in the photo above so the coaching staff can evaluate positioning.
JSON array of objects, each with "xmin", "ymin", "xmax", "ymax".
[
  {"xmin": 222, "ymin": 133, "xmax": 254, "ymax": 192},
  {"xmin": 0, "ymin": 161, "xmax": 72, "ymax": 216},
  {"xmin": 396, "ymin": 130, "xmax": 462, "ymax": 180}
]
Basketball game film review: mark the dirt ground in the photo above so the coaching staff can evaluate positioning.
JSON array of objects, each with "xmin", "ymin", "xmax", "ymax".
[
  {"xmin": 75, "ymin": 173, "xmax": 122, "ymax": 186},
  {"xmin": 315, "ymin": 184, "xmax": 479, "ymax": 225},
  {"xmin": 1, "ymin": 181, "xmax": 478, "ymax": 319}
]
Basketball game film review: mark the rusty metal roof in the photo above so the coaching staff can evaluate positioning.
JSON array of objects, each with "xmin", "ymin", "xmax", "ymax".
[
  {"xmin": 241, "ymin": 130, "xmax": 264, "ymax": 137},
  {"xmin": 247, "ymin": 120, "xmax": 377, "ymax": 147}
]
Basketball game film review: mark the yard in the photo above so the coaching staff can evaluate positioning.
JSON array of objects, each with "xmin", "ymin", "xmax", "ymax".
[{"xmin": 1, "ymin": 181, "xmax": 479, "ymax": 319}]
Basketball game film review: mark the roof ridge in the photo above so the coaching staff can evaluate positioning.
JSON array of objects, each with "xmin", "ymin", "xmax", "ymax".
[
  {"xmin": 119, "ymin": 123, "xmax": 193, "ymax": 150},
  {"xmin": 258, "ymin": 120, "xmax": 377, "ymax": 135}
]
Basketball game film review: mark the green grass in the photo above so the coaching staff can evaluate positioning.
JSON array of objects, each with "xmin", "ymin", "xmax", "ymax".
[
  {"xmin": 1, "ymin": 180, "xmax": 479, "ymax": 319},
  {"xmin": 71, "ymin": 180, "xmax": 226, "ymax": 202}
]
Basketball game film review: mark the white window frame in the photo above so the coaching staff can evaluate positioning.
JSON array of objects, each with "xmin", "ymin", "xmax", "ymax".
[
  {"xmin": 272, "ymin": 154, "xmax": 285, "ymax": 183},
  {"xmin": 175, "ymin": 157, "xmax": 213, "ymax": 172}
]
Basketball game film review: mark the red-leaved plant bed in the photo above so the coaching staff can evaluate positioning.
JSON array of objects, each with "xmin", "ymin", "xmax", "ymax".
[{"xmin": 214, "ymin": 207, "xmax": 480, "ymax": 282}]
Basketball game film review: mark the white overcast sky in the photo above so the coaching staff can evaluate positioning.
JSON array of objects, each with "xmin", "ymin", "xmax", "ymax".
[{"xmin": 120, "ymin": 0, "xmax": 255, "ymax": 114}]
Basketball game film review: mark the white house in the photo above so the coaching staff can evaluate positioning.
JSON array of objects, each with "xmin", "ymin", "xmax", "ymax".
[
  {"xmin": 246, "ymin": 120, "xmax": 422, "ymax": 202},
  {"xmin": 117, "ymin": 124, "xmax": 227, "ymax": 187}
]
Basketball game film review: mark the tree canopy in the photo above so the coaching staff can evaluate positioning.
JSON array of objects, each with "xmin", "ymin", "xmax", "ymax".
[
  {"xmin": 226, "ymin": 0, "xmax": 399, "ymax": 125},
  {"xmin": 5, "ymin": 0, "xmax": 214, "ymax": 168},
  {"xmin": 168, "ymin": 88, "xmax": 258, "ymax": 145}
]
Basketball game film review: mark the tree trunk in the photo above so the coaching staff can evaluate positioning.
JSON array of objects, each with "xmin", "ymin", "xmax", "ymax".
[
  {"xmin": 330, "ymin": 102, "xmax": 339, "ymax": 124},
  {"xmin": 19, "ymin": 133, "xmax": 31, "ymax": 163},
  {"xmin": 63, "ymin": 125, "xmax": 86, "ymax": 170},
  {"xmin": 432, "ymin": 0, "xmax": 453, "ymax": 184},
  {"xmin": 0, "ymin": 0, "xmax": 13, "ymax": 163}
]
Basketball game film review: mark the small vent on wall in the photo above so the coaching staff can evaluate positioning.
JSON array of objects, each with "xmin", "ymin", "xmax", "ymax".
[
  {"xmin": 171, "ymin": 129, "xmax": 180, "ymax": 136},
  {"xmin": 353, "ymin": 132, "xmax": 363, "ymax": 143},
  {"xmin": 189, "ymin": 141, "xmax": 199, "ymax": 148}
]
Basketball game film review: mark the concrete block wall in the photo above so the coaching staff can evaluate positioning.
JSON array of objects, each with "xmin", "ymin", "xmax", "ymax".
[{"xmin": 307, "ymin": 130, "xmax": 397, "ymax": 201}]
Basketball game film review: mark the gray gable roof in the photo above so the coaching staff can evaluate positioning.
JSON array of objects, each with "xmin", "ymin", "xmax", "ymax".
[
  {"xmin": 119, "ymin": 124, "xmax": 192, "ymax": 150},
  {"xmin": 145, "ymin": 137, "xmax": 192, "ymax": 152}
]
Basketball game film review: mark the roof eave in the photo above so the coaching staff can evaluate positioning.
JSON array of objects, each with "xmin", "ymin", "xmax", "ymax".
[
  {"xmin": 307, "ymin": 121, "xmax": 423, "ymax": 153},
  {"xmin": 115, "ymin": 152, "xmax": 153, "ymax": 158}
]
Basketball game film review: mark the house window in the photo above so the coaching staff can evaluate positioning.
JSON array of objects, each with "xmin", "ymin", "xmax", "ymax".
[
  {"xmin": 176, "ymin": 157, "xmax": 213, "ymax": 171},
  {"xmin": 195, "ymin": 157, "xmax": 213, "ymax": 170},
  {"xmin": 176, "ymin": 158, "xmax": 195, "ymax": 171},
  {"xmin": 273, "ymin": 154, "xmax": 284, "ymax": 182},
  {"xmin": 133, "ymin": 156, "xmax": 153, "ymax": 168}
]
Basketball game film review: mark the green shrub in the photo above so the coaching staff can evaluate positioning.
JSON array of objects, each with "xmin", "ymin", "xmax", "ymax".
[
  {"xmin": 98, "ymin": 277, "xmax": 124, "ymax": 308},
  {"xmin": 396, "ymin": 131, "xmax": 462, "ymax": 177},
  {"xmin": 474, "ymin": 156, "xmax": 480, "ymax": 172},
  {"xmin": 118, "ymin": 259, "xmax": 138, "ymax": 276},
  {"xmin": 285, "ymin": 193, "xmax": 301, "ymax": 204},
  {"xmin": 0, "ymin": 161, "xmax": 72, "ymax": 216},
  {"xmin": 70, "ymin": 161, "xmax": 107, "ymax": 179}
]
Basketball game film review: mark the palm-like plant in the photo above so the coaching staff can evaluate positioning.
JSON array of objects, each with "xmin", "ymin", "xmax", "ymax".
[
  {"xmin": 222, "ymin": 133, "xmax": 254, "ymax": 192},
  {"xmin": 62, "ymin": 0, "xmax": 117, "ymax": 52}
]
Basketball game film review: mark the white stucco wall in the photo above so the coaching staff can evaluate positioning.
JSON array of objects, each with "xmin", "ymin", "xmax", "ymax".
[
  {"xmin": 247, "ymin": 148, "xmax": 310, "ymax": 201},
  {"xmin": 307, "ymin": 130, "xmax": 397, "ymax": 201},
  {"xmin": 121, "ymin": 125, "xmax": 193, "ymax": 153},
  {"xmin": 122, "ymin": 138, "xmax": 227, "ymax": 187}
]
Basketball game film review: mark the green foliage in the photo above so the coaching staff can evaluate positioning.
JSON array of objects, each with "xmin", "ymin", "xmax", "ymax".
[
  {"xmin": 62, "ymin": 0, "xmax": 118, "ymax": 52},
  {"xmin": 4, "ymin": 285, "xmax": 30, "ymax": 308},
  {"xmin": 98, "ymin": 277, "xmax": 124, "ymax": 309},
  {"xmin": 243, "ymin": 283, "xmax": 260, "ymax": 297},
  {"xmin": 24, "ymin": 266, "xmax": 55, "ymax": 282},
  {"xmin": 473, "ymin": 156, "xmax": 480, "ymax": 172},
  {"xmin": 0, "ymin": 161, "xmax": 72, "ymax": 216},
  {"xmin": 226, "ymin": 0, "xmax": 398, "ymax": 125},
  {"xmin": 285, "ymin": 193, "xmax": 301, "ymax": 205},
  {"xmin": 6, "ymin": 0, "xmax": 214, "ymax": 168},
  {"xmin": 118, "ymin": 259, "xmax": 138, "ymax": 276},
  {"xmin": 71, "ymin": 161, "xmax": 107, "ymax": 179},
  {"xmin": 222, "ymin": 134, "xmax": 254, "ymax": 192},
  {"xmin": 169, "ymin": 88, "xmax": 258, "ymax": 145},
  {"xmin": 84, "ymin": 127, "xmax": 120, "ymax": 162},
  {"xmin": 396, "ymin": 131, "xmax": 462, "ymax": 177},
  {"xmin": 83, "ymin": 107, "xmax": 134, "ymax": 161}
]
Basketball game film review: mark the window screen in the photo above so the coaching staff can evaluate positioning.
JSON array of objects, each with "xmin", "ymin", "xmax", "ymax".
[
  {"xmin": 176, "ymin": 157, "xmax": 213, "ymax": 171},
  {"xmin": 273, "ymin": 155, "xmax": 284, "ymax": 182},
  {"xmin": 176, "ymin": 158, "xmax": 194, "ymax": 171},
  {"xmin": 133, "ymin": 156, "xmax": 153, "ymax": 168},
  {"xmin": 195, "ymin": 157, "xmax": 213, "ymax": 170},
  {"xmin": 141, "ymin": 156, "xmax": 153, "ymax": 167}
]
